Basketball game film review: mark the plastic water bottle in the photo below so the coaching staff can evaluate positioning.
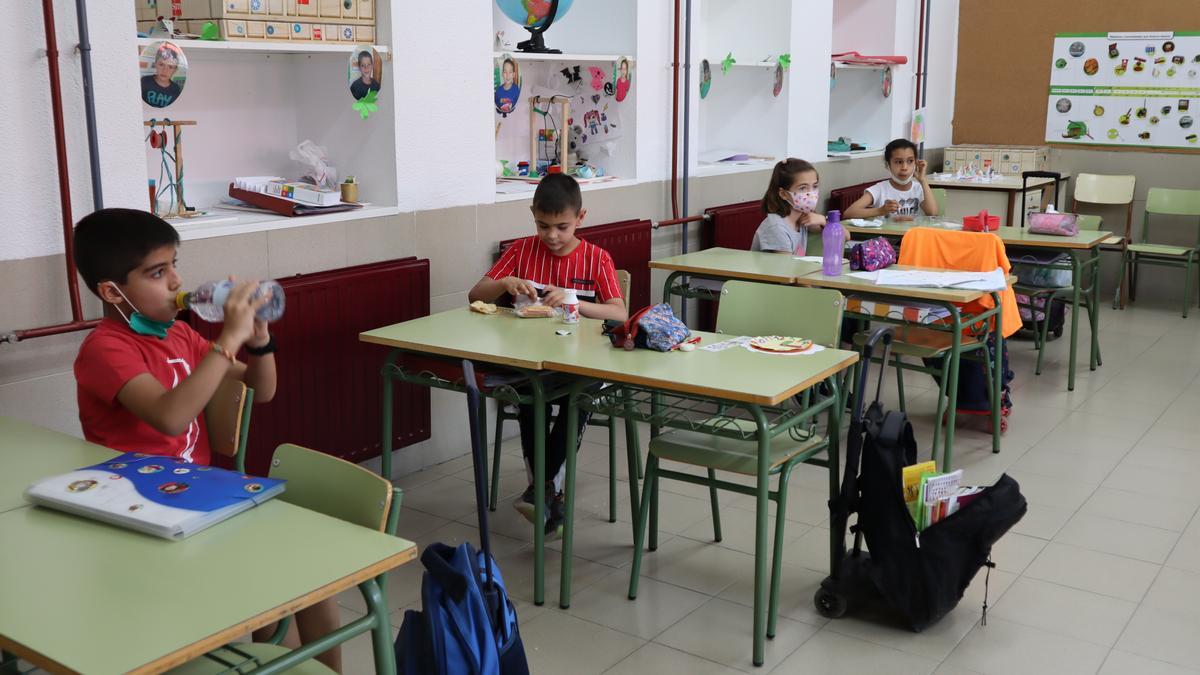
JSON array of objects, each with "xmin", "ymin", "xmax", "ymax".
[
  {"xmin": 560, "ymin": 288, "xmax": 580, "ymax": 324},
  {"xmin": 177, "ymin": 280, "xmax": 286, "ymax": 322},
  {"xmin": 822, "ymin": 210, "xmax": 844, "ymax": 276}
]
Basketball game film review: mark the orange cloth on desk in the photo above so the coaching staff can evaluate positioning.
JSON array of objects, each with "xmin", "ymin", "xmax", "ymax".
[{"xmin": 896, "ymin": 227, "xmax": 1021, "ymax": 338}]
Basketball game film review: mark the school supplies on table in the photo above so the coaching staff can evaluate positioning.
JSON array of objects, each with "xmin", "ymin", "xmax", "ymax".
[
  {"xmin": 228, "ymin": 183, "xmax": 362, "ymax": 218},
  {"xmin": 25, "ymin": 452, "xmax": 285, "ymax": 540},
  {"xmin": 233, "ymin": 176, "xmax": 341, "ymax": 206},
  {"xmin": 874, "ymin": 267, "xmax": 1008, "ymax": 291}
]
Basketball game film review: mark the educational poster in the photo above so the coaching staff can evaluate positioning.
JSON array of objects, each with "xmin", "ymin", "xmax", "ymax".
[{"xmin": 1046, "ymin": 31, "xmax": 1200, "ymax": 150}]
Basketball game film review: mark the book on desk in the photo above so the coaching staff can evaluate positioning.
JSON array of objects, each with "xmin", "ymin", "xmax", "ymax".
[{"xmin": 25, "ymin": 452, "xmax": 285, "ymax": 540}]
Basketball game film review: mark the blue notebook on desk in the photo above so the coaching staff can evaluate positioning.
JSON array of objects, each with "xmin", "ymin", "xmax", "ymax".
[{"xmin": 25, "ymin": 452, "xmax": 285, "ymax": 540}]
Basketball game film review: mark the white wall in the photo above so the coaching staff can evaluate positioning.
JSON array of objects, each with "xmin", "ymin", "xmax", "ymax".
[{"xmin": 0, "ymin": 1, "xmax": 146, "ymax": 262}]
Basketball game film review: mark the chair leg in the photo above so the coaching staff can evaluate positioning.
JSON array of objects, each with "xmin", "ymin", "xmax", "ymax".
[
  {"xmin": 708, "ymin": 468, "xmax": 723, "ymax": 542},
  {"xmin": 628, "ymin": 455, "xmax": 658, "ymax": 599},
  {"xmin": 895, "ymin": 357, "xmax": 907, "ymax": 413},
  {"xmin": 1035, "ymin": 297, "xmax": 1053, "ymax": 376},
  {"xmin": 648, "ymin": 458, "xmax": 661, "ymax": 552},
  {"xmin": 1185, "ymin": 257, "xmax": 1194, "ymax": 319},
  {"xmin": 489, "ymin": 406, "xmax": 505, "ymax": 512},
  {"xmin": 767, "ymin": 464, "xmax": 793, "ymax": 640},
  {"xmin": 931, "ymin": 356, "xmax": 950, "ymax": 466},
  {"xmin": 607, "ymin": 416, "xmax": 617, "ymax": 523}
]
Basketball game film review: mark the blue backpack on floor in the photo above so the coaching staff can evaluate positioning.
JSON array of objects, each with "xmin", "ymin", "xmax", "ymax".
[{"xmin": 395, "ymin": 360, "xmax": 530, "ymax": 675}]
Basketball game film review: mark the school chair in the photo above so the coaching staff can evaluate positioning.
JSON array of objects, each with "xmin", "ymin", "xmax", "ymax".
[
  {"xmin": 629, "ymin": 282, "xmax": 844, "ymax": 659},
  {"xmin": 488, "ymin": 270, "xmax": 637, "ymax": 523},
  {"xmin": 1072, "ymin": 173, "xmax": 1136, "ymax": 309},
  {"xmin": 205, "ymin": 378, "xmax": 254, "ymax": 473},
  {"xmin": 1014, "ymin": 214, "xmax": 1104, "ymax": 375},
  {"xmin": 854, "ymin": 227, "xmax": 1018, "ymax": 467},
  {"xmin": 1123, "ymin": 188, "xmax": 1200, "ymax": 318},
  {"xmin": 168, "ymin": 444, "xmax": 403, "ymax": 675},
  {"xmin": 931, "ymin": 187, "xmax": 948, "ymax": 214}
]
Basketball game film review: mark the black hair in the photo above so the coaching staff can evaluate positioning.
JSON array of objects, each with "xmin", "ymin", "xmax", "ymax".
[
  {"xmin": 761, "ymin": 158, "xmax": 819, "ymax": 217},
  {"xmin": 73, "ymin": 208, "xmax": 180, "ymax": 296},
  {"xmin": 884, "ymin": 138, "xmax": 918, "ymax": 163},
  {"xmin": 531, "ymin": 173, "xmax": 582, "ymax": 215}
]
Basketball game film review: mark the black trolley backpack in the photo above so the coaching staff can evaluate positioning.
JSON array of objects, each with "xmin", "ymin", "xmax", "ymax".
[{"xmin": 815, "ymin": 328, "xmax": 1027, "ymax": 631}]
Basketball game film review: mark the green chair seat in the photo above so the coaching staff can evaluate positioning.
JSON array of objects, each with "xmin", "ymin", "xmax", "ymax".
[
  {"xmin": 649, "ymin": 419, "xmax": 826, "ymax": 476},
  {"xmin": 166, "ymin": 644, "xmax": 336, "ymax": 674},
  {"xmin": 1127, "ymin": 242, "xmax": 1194, "ymax": 257},
  {"xmin": 852, "ymin": 327, "xmax": 978, "ymax": 359}
]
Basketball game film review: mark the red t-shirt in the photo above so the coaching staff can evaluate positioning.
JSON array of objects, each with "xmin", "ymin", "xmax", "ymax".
[
  {"xmin": 74, "ymin": 318, "xmax": 214, "ymax": 465},
  {"xmin": 486, "ymin": 236, "xmax": 622, "ymax": 304}
]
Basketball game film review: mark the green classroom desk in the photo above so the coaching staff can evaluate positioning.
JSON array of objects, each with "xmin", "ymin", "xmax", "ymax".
[
  {"xmin": 361, "ymin": 308, "xmax": 568, "ymax": 607},
  {"xmin": 795, "ymin": 266, "xmax": 1005, "ymax": 460},
  {"xmin": 0, "ymin": 499, "xmax": 415, "ymax": 674},
  {"xmin": 926, "ymin": 174, "xmax": 1068, "ymax": 227},
  {"xmin": 0, "ymin": 417, "xmax": 117, "ymax": 513},
  {"xmin": 842, "ymin": 219, "xmax": 1109, "ymax": 391},
  {"xmin": 545, "ymin": 319, "xmax": 859, "ymax": 666},
  {"xmin": 649, "ymin": 248, "xmax": 826, "ymax": 308}
]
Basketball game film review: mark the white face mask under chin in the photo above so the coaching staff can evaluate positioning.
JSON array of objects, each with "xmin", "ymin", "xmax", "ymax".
[{"xmin": 893, "ymin": 175, "xmax": 914, "ymax": 186}]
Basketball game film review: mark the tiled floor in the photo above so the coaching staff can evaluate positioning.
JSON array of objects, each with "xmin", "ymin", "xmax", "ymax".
[{"xmin": 341, "ymin": 298, "xmax": 1200, "ymax": 673}]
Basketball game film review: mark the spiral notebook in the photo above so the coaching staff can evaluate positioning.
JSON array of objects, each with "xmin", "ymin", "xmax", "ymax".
[{"xmin": 25, "ymin": 452, "xmax": 285, "ymax": 540}]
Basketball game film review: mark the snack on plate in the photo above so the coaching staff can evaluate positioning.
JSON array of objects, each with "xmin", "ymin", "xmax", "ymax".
[
  {"xmin": 469, "ymin": 301, "xmax": 498, "ymax": 315},
  {"xmin": 516, "ymin": 304, "xmax": 557, "ymax": 318},
  {"xmin": 748, "ymin": 336, "xmax": 815, "ymax": 353}
]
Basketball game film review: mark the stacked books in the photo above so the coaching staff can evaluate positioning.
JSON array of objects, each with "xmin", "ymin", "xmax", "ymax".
[
  {"xmin": 25, "ymin": 452, "xmax": 285, "ymax": 540},
  {"xmin": 902, "ymin": 462, "xmax": 986, "ymax": 531},
  {"xmin": 233, "ymin": 176, "xmax": 342, "ymax": 206}
]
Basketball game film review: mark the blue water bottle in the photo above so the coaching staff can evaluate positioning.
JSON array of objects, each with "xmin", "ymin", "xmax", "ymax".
[{"xmin": 822, "ymin": 210, "xmax": 844, "ymax": 276}]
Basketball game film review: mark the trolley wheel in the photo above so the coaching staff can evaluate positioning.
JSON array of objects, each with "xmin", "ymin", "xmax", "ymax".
[
  {"xmin": 1053, "ymin": 326, "xmax": 1064, "ymax": 339},
  {"xmin": 813, "ymin": 587, "xmax": 848, "ymax": 619}
]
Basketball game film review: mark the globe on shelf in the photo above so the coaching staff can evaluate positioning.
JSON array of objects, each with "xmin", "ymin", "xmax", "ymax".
[{"xmin": 495, "ymin": 0, "xmax": 575, "ymax": 54}]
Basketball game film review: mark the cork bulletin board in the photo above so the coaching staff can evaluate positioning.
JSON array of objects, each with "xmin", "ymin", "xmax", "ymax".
[{"xmin": 953, "ymin": 1, "xmax": 1200, "ymax": 154}]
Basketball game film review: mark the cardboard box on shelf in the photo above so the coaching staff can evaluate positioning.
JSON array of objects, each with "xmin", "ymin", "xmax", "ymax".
[
  {"xmin": 245, "ymin": 20, "xmax": 265, "ymax": 37},
  {"xmin": 319, "ymin": 0, "xmax": 341, "ymax": 18},
  {"xmin": 289, "ymin": 21, "xmax": 311, "ymax": 40},
  {"xmin": 337, "ymin": 25, "xmax": 355, "ymax": 42},
  {"xmin": 264, "ymin": 21, "xmax": 289, "ymax": 38},
  {"xmin": 355, "ymin": 0, "xmax": 373, "ymax": 20},
  {"xmin": 355, "ymin": 25, "xmax": 374, "ymax": 42},
  {"xmin": 222, "ymin": 19, "xmax": 247, "ymax": 37},
  {"xmin": 289, "ymin": 0, "xmax": 319, "ymax": 17}
]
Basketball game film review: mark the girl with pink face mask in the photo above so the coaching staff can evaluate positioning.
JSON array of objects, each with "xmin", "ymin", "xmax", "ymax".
[{"xmin": 751, "ymin": 158, "xmax": 846, "ymax": 256}]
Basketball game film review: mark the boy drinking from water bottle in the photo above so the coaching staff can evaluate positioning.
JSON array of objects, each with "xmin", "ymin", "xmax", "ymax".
[
  {"xmin": 469, "ymin": 174, "xmax": 627, "ymax": 535},
  {"xmin": 71, "ymin": 208, "xmax": 340, "ymax": 671}
]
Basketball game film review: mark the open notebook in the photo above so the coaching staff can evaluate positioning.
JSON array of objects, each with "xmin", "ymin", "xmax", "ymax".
[{"xmin": 25, "ymin": 452, "xmax": 285, "ymax": 540}]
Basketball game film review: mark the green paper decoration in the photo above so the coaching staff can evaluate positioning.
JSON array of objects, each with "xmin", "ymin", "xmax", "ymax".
[
  {"xmin": 200, "ymin": 21, "xmax": 220, "ymax": 41},
  {"xmin": 353, "ymin": 89, "xmax": 378, "ymax": 120},
  {"xmin": 721, "ymin": 52, "xmax": 735, "ymax": 75},
  {"xmin": 778, "ymin": 53, "xmax": 791, "ymax": 70}
]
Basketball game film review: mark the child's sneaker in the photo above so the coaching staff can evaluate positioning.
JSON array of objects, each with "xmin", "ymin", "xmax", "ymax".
[{"xmin": 513, "ymin": 482, "xmax": 565, "ymax": 537}]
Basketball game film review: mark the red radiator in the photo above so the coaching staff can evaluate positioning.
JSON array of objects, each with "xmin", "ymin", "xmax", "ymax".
[
  {"xmin": 187, "ymin": 258, "xmax": 431, "ymax": 475},
  {"xmin": 701, "ymin": 200, "xmax": 763, "ymax": 251},
  {"xmin": 497, "ymin": 218, "xmax": 653, "ymax": 310},
  {"xmin": 827, "ymin": 180, "xmax": 877, "ymax": 215}
]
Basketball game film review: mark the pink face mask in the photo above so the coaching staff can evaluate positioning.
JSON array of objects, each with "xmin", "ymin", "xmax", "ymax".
[{"xmin": 788, "ymin": 189, "xmax": 819, "ymax": 213}]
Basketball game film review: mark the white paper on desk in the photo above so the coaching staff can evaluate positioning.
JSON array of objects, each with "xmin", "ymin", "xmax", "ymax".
[
  {"xmin": 845, "ymin": 218, "xmax": 884, "ymax": 228},
  {"xmin": 874, "ymin": 267, "xmax": 1007, "ymax": 291},
  {"xmin": 848, "ymin": 271, "xmax": 879, "ymax": 281},
  {"xmin": 700, "ymin": 336, "xmax": 752, "ymax": 352}
]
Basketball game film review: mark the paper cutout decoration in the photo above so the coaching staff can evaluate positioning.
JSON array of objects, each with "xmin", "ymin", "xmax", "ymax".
[
  {"xmin": 348, "ymin": 46, "xmax": 383, "ymax": 102},
  {"xmin": 353, "ymin": 89, "xmax": 378, "ymax": 120},
  {"xmin": 700, "ymin": 59, "xmax": 712, "ymax": 99},
  {"xmin": 721, "ymin": 52, "xmax": 736, "ymax": 75},
  {"xmin": 882, "ymin": 66, "xmax": 892, "ymax": 98},
  {"xmin": 778, "ymin": 53, "xmax": 791, "ymax": 70},
  {"xmin": 588, "ymin": 66, "xmax": 606, "ymax": 91},
  {"xmin": 139, "ymin": 41, "xmax": 188, "ymax": 109},
  {"xmin": 773, "ymin": 63, "xmax": 784, "ymax": 97},
  {"xmin": 494, "ymin": 53, "xmax": 522, "ymax": 116},
  {"xmin": 614, "ymin": 57, "xmax": 632, "ymax": 102},
  {"xmin": 911, "ymin": 108, "xmax": 926, "ymax": 144},
  {"xmin": 561, "ymin": 65, "xmax": 582, "ymax": 86}
]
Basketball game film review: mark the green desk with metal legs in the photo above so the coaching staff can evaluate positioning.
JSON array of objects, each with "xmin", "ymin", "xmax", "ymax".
[
  {"xmin": 648, "ymin": 248, "xmax": 823, "ymax": 308},
  {"xmin": 0, "ymin": 497, "xmax": 415, "ymax": 674},
  {"xmin": 795, "ymin": 267, "xmax": 1005, "ymax": 466},
  {"xmin": 547, "ymin": 324, "xmax": 858, "ymax": 667},
  {"xmin": 0, "ymin": 417, "xmax": 117, "ymax": 513},
  {"xmin": 362, "ymin": 309, "xmax": 614, "ymax": 608},
  {"xmin": 842, "ymin": 219, "xmax": 1109, "ymax": 391}
]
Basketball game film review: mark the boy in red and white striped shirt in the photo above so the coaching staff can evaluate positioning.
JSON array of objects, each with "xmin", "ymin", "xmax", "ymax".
[{"xmin": 470, "ymin": 174, "xmax": 628, "ymax": 534}]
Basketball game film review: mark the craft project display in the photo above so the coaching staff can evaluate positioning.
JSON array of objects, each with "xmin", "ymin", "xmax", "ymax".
[
  {"xmin": 1046, "ymin": 31, "xmax": 1200, "ymax": 149},
  {"xmin": 700, "ymin": 59, "xmax": 712, "ymax": 99},
  {"xmin": 495, "ymin": 53, "xmax": 522, "ymax": 116},
  {"xmin": 145, "ymin": 118, "xmax": 197, "ymax": 219},
  {"xmin": 139, "ymin": 41, "xmax": 187, "ymax": 109},
  {"xmin": 348, "ymin": 46, "xmax": 383, "ymax": 103},
  {"xmin": 133, "ymin": 0, "xmax": 377, "ymax": 43}
]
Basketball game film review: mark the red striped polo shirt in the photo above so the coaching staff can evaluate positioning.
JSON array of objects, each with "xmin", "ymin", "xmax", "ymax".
[{"xmin": 486, "ymin": 236, "xmax": 622, "ymax": 303}]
